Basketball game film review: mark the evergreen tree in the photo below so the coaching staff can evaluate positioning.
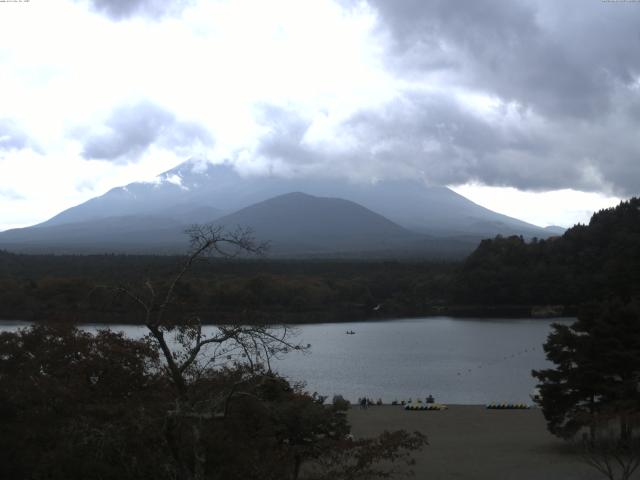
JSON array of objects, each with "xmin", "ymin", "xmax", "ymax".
[{"xmin": 533, "ymin": 298, "xmax": 640, "ymax": 440}]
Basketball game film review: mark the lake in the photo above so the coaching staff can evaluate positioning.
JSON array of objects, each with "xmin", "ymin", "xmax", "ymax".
[{"xmin": 0, "ymin": 317, "xmax": 571, "ymax": 405}]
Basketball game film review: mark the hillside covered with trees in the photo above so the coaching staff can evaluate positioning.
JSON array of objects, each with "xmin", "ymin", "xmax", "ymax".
[{"xmin": 454, "ymin": 197, "xmax": 640, "ymax": 309}]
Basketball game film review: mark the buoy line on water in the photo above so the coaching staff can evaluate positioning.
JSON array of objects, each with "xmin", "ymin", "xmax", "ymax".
[{"xmin": 455, "ymin": 345, "xmax": 539, "ymax": 377}]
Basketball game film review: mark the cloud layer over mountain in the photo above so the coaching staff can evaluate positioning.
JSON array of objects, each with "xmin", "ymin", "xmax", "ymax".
[
  {"xmin": 78, "ymin": 101, "xmax": 213, "ymax": 163},
  {"xmin": 0, "ymin": 0, "xmax": 635, "ymax": 230},
  {"xmin": 251, "ymin": 0, "xmax": 640, "ymax": 195}
]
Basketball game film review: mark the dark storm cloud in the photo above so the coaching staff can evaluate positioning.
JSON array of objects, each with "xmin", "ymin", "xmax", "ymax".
[
  {"xmin": 0, "ymin": 119, "xmax": 36, "ymax": 153},
  {"xmin": 342, "ymin": 93, "xmax": 623, "ymax": 193},
  {"xmin": 255, "ymin": 86, "xmax": 640, "ymax": 195},
  {"xmin": 254, "ymin": 97, "xmax": 562, "ymax": 188},
  {"xmin": 321, "ymin": 0, "xmax": 640, "ymax": 196},
  {"xmin": 365, "ymin": 0, "xmax": 640, "ymax": 117},
  {"xmin": 79, "ymin": 0, "xmax": 193, "ymax": 21},
  {"xmin": 80, "ymin": 102, "xmax": 213, "ymax": 163}
]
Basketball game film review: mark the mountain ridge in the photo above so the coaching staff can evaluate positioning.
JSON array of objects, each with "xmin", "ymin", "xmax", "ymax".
[
  {"xmin": 0, "ymin": 159, "xmax": 557, "ymax": 257},
  {"xmin": 211, "ymin": 192, "xmax": 420, "ymax": 255},
  {"xmin": 35, "ymin": 159, "xmax": 548, "ymax": 234}
]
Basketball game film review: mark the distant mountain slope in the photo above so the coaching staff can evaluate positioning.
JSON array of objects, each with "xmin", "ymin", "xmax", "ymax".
[
  {"xmin": 0, "ymin": 159, "xmax": 555, "ymax": 257},
  {"xmin": 0, "ymin": 192, "xmax": 477, "ymax": 257},
  {"xmin": 0, "ymin": 215, "xmax": 189, "ymax": 254},
  {"xmin": 543, "ymin": 225, "xmax": 567, "ymax": 235},
  {"xmin": 34, "ymin": 159, "xmax": 550, "ymax": 239},
  {"xmin": 213, "ymin": 192, "xmax": 419, "ymax": 255}
]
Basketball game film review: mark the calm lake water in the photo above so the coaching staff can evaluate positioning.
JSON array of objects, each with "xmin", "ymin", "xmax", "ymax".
[{"xmin": 0, "ymin": 317, "xmax": 572, "ymax": 405}]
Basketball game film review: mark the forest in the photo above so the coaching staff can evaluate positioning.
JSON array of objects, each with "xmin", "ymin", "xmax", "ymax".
[
  {"xmin": 455, "ymin": 197, "xmax": 640, "ymax": 306},
  {"xmin": 0, "ymin": 197, "xmax": 638, "ymax": 324}
]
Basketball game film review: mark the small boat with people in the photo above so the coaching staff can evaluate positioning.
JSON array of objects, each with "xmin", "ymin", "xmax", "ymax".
[{"xmin": 345, "ymin": 330, "xmax": 356, "ymax": 335}]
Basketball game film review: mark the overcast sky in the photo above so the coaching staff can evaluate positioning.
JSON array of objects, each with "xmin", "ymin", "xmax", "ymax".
[{"xmin": 1, "ymin": 0, "xmax": 637, "ymax": 231}]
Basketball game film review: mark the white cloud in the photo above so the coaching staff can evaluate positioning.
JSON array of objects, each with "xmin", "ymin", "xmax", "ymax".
[
  {"xmin": 450, "ymin": 184, "xmax": 622, "ymax": 228},
  {"xmin": 0, "ymin": 0, "xmax": 393, "ymax": 229},
  {"xmin": 0, "ymin": 0, "xmax": 637, "ymax": 231}
]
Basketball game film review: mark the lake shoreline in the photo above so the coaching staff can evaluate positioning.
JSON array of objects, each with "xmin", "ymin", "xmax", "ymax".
[{"xmin": 0, "ymin": 307, "xmax": 576, "ymax": 326}]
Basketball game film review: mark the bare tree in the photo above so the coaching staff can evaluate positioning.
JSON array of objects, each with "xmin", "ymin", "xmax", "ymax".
[
  {"xmin": 577, "ymin": 412, "xmax": 640, "ymax": 480},
  {"xmin": 110, "ymin": 224, "xmax": 304, "ymax": 480}
]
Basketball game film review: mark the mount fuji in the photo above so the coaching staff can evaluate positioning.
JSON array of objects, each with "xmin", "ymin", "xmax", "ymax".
[{"xmin": 0, "ymin": 159, "xmax": 557, "ymax": 257}]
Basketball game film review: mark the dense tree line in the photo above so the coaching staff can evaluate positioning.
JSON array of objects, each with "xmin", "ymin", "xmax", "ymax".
[
  {"xmin": 454, "ymin": 197, "xmax": 640, "ymax": 308},
  {"xmin": 0, "ymin": 253, "xmax": 456, "ymax": 323}
]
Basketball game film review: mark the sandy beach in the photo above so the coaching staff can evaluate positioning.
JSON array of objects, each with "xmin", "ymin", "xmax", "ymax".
[{"xmin": 348, "ymin": 405, "xmax": 604, "ymax": 480}]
